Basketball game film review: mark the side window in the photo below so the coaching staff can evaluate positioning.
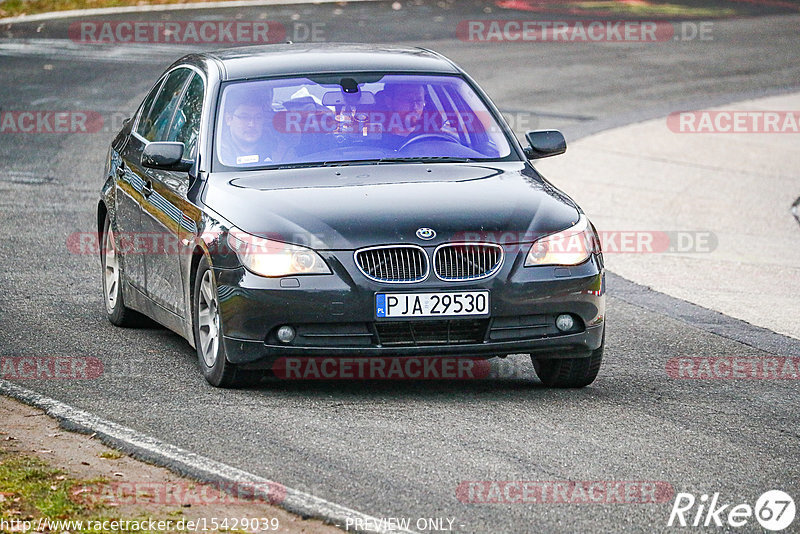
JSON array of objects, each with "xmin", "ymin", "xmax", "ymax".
[
  {"xmin": 135, "ymin": 77, "xmax": 165, "ymax": 139},
  {"xmin": 165, "ymin": 73, "xmax": 204, "ymax": 160},
  {"xmin": 138, "ymin": 68, "xmax": 192, "ymax": 142}
]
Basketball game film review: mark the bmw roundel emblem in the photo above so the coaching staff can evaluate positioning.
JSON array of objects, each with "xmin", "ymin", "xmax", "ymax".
[{"xmin": 416, "ymin": 227, "xmax": 436, "ymax": 240}]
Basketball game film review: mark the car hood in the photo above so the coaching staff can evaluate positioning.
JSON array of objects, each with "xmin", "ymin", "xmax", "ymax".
[{"xmin": 203, "ymin": 162, "xmax": 580, "ymax": 250}]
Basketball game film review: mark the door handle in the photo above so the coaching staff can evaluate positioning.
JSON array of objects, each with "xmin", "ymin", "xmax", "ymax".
[{"xmin": 142, "ymin": 180, "xmax": 154, "ymax": 198}]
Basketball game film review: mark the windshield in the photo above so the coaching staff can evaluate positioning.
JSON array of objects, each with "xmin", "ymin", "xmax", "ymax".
[{"xmin": 214, "ymin": 73, "xmax": 514, "ymax": 170}]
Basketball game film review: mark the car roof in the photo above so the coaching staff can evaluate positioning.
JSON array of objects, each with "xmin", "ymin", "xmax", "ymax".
[{"xmin": 201, "ymin": 43, "xmax": 462, "ymax": 81}]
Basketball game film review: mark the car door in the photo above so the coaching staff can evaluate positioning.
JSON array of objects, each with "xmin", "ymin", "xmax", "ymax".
[
  {"xmin": 141, "ymin": 70, "xmax": 204, "ymax": 317},
  {"xmin": 121, "ymin": 67, "xmax": 192, "ymax": 314},
  {"xmin": 115, "ymin": 76, "xmax": 166, "ymax": 292}
]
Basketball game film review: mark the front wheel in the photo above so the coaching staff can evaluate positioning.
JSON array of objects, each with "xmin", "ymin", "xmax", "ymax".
[
  {"xmin": 532, "ymin": 343, "xmax": 603, "ymax": 388},
  {"xmin": 193, "ymin": 256, "xmax": 260, "ymax": 388}
]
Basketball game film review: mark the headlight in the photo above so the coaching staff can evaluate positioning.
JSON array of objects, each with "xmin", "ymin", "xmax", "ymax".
[
  {"xmin": 227, "ymin": 230, "xmax": 330, "ymax": 277},
  {"xmin": 524, "ymin": 215, "xmax": 598, "ymax": 267}
]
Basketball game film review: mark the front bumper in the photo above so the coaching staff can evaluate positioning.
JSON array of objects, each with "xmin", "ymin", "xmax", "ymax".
[{"xmin": 214, "ymin": 249, "xmax": 606, "ymax": 365}]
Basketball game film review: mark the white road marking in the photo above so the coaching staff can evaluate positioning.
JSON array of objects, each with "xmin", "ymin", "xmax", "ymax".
[
  {"xmin": 0, "ymin": 38, "xmax": 190, "ymax": 62},
  {"xmin": 0, "ymin": 379, "xmax": 418, "ymax": 534},
  {"xmin": 0, "ymin": 171, "xmax": 53, "ymax": 184}
]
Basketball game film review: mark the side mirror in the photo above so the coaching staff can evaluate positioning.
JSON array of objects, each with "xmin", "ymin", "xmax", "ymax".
[
  {"xmin": 142, "ymin": 142, "xmax": 193, "ymax": 172},
  {"xmin": 524, "ymin": 130, "xmax": 567, "ymax": 159}
]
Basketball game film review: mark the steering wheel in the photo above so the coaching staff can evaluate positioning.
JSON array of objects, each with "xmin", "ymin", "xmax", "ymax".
[{"xmin": 397, "ymin": 133, "xmax": 460, "ymax": 152}]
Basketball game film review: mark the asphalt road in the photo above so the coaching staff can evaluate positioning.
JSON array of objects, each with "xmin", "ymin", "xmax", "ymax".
[{"xmin": 1, "ymin": 1, "xmax": 799, "ymax": 532}]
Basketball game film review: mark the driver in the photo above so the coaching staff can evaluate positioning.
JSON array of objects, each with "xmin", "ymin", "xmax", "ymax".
[
  {"xmin": 381, "ymin": 83, "xmax": 431, "ymax": 150},
  {"xmin": 219, "ymin": 89, "xmax": 275, "ymax": 166}
]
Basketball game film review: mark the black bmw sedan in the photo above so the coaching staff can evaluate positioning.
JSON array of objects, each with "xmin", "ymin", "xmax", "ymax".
[{"xmin": 99, "ymin": 44, "xmax": 605, "ymax": 388}]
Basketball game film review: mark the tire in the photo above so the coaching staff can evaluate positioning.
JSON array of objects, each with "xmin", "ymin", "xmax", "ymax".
[
  {"xmin": 193, "ymin": 255, "xmax": 260, "ymax": 388},
  {"xmin": 532, "ymin": 337, "xmax": 604, "ymax": 388},
  {"xmin": 101, "ymin": 214, "xmax": 141, "ymax": 327}
]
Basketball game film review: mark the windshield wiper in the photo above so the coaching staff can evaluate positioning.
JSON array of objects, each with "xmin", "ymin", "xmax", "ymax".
[
  {"xmin": 376, "ymin": 157, "xmax": 474, "ymax": 164},
  {"xmin": 271, "ymin": 157, "xmax": 474, "ymax": 170},
  {"xmin": 274, "ymin": 161, "xmax": 354, "ymax": 169}
]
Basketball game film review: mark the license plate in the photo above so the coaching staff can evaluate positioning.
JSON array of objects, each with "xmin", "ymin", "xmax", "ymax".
[{"xmin": 375, "ymin": 291, "xmax": 489, "ymax": 318}]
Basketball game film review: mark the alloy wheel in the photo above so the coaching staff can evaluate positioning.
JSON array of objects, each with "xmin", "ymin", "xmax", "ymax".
[{"xmin": 197, "ymin": 269, "xmax": 220, "ymax": 368}]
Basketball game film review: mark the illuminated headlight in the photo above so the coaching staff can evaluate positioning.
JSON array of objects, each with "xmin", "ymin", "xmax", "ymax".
[
  {"xmin": 227, "ymin": 230, "xmax": 331, "ymax": 277},
  {"xmin": 524, "ymin": 215, "xmax": 599, "ymax": 267}
]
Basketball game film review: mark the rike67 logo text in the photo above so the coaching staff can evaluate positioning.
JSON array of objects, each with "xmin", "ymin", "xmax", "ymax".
[{"xmin": 668, "ymin": 490, "xmax": 795, "ymax": 531}]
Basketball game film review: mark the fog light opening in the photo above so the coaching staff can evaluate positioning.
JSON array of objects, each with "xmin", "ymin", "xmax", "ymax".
[
  {"xmin": 276, "ymin": 325, "xmax": 296, "ymax": 344},
  {"xmin": 555, "ymin": 314, "xmax": 575, "ymax": 332}
]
